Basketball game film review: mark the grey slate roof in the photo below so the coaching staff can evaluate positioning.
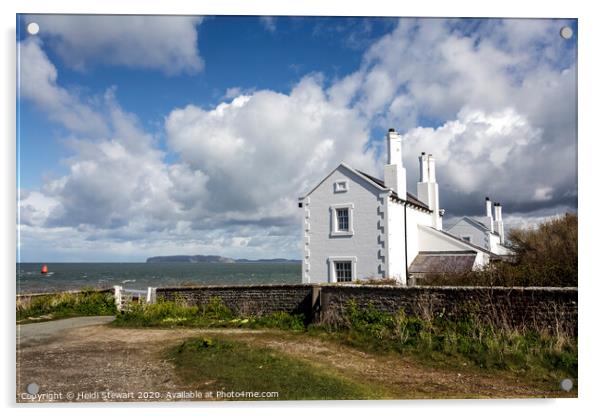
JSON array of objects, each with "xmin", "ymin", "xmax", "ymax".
[
  {"xmin": 356, "ymin": 170, "xmax": 431, "ymax": 212},
  {"xmin": 409, "ymin": 251, "xmax": 477, "ymax": 274},
  {"xmin": 299, "ymin": 163, "xmax": 431, "ymax": 212}
]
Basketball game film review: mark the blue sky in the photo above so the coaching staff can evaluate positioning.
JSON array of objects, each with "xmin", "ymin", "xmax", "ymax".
[
  {"xmin": 18, "ymin": 16, "xmax": 400, "ymax": 189},
  {"xmin": 17, "ymin": 15, "xmax": 577, "ymax": 262}
]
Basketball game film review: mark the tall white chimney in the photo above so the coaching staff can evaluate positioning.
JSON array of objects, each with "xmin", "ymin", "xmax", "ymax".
[
  {"xmin": 485, "ymin": 197, "xmax": 494, "ymax": 231},
  {"xmin": 384, "ymin": 128, "xmax": 406, "ymax": 198},
  {"xmin": 417, "ymin": 153, "xmax": 442, "ymax": 230},
  {"xmin": 494, "ymin": 202, "xmax": 505, "ymax": 244}
]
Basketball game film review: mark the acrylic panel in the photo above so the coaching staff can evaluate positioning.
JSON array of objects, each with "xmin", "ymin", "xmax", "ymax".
[{"xmin": 16, "ymin": 14, "xmax": 578, "ymax": 403}]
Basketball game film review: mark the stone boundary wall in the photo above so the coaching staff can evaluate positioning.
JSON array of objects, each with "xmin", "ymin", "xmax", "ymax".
[
  {"xmin": 155, "ymin": 284, "xmax": 577, "ymax": 334},
  {"xmin": 156, "ymin": 285, "xmax": 314, "ymax": 319},
  {"xmin": 319, "ymin": 285, "xmax": 578, "ymax": 334}
]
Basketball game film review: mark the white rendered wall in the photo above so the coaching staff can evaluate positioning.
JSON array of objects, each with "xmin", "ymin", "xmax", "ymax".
[
  {"xmin": 405, "ymin": 207, "xmax": 433, "ymax": 267},
  {"xmin": 301, "ymin": 166, "xmax": 385, "ymax": 283},
  {"xmin": 447, "ymin": 219, "xmax": 489, "ymax": 250},
  {"xmin": 446, "ymin": 219, "xmax": 513, "ymax": 256},
  {"xmin": 488, "ymin": 233, "xmax": 513, "ymax": 255},
  {"xmin": 419, "ymin": 225, "xmax": 476, "ymax": 251},
  {"xmin": 417, "ymin": 225, "xmax": 491, "ymax": 269},
  {"xmin": 474, "ymin": 252, "xmax": 488, "ymax": 269},
  {"xmin": 385, "ymin": 199, "xmax": 407, "ymax": 284}
]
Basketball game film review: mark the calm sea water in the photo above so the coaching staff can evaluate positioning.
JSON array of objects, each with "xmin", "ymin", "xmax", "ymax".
[{"xmin": 16, "ymin": 262, "xmax": 302, "ymax": 294}]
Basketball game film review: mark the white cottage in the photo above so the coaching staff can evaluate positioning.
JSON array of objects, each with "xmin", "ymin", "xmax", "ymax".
[
  {"xmin": 299, "ymin": 128, "xmax": 504, "ymax": 285},
  {"xmin": 446, "ymin": 198, "xmax": 513, "ymax": 256}
]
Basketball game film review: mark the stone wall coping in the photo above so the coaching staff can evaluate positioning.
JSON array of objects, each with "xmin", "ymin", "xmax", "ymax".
[
  {"xmin": 318, "ymin": 284, "xmax": 578, "ymax": 292},
  {"xmin": 156, "ymin": 284, "xmax": 577, "ymax": 292},
  {"xmin": 155, "ymin": 284, "xmax": 312, "ymax": 291}
]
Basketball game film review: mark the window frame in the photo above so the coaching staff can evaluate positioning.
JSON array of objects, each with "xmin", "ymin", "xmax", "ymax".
[
  {"xmin": 334, "ymin": 180, "xmax": 348, "ymax": 193},
  {"xmin": 336, "ymin": 208, "xmax": 349, "ymax": 232},
  {"xmin": 328, "ymin": 256, "xmax": 357, "ymax": 283},
  {"xmin": 329, "ymin": 203, "xmax": 354, "ymax": 237}
]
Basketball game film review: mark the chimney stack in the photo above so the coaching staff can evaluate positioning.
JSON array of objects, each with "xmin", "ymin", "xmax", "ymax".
[
  {"xmin": 384, "ymin": 128, "xmax": 406, "ymax": 198},
  {"xmin": 417, "ymin": 153, "xmax": 442, "ymax": 230},
  {"xmin": 485, "ymin": 197, "xmax": 494, "ymax": 231},
  {"xmin": 494, "ymin": 202, "xmax": 505, "ymax": 244}
]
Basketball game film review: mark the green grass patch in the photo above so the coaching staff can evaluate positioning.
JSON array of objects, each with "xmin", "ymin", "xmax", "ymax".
[
  {"xmin": 17, "ymin": 289, "xmax": 116, "ymax": 322},
  {"xmin": 168, "ymin": 336, "xmax": 385, "ymax": 400},
  {"xmin": 113, "ymin": 295, "xmax": 576, "ymax": 390}
]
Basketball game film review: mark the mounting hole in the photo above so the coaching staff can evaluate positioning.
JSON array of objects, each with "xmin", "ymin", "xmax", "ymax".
[
  {"xmin": 26, "ymin": 22, "xmax": 40, "ymax": 36},
  {"xmin": 26, "ymin": 382, "xmax": 39, "ymax": 395},
  {"xmin": 560, "ymin": 26, "xmax": 573, "ymax": 40},
  {"xmin": 560, "ymin": 378, "xmax": 573, "ymax": 391}
]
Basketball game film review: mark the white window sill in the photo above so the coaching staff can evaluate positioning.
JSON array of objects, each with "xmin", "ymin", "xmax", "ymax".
[{"xmin": 329, "ymin": 230, "xmax": 354, "ymax": 237}]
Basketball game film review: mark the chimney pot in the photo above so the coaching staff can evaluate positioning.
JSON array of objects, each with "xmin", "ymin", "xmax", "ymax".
[
  {"xmin": 384, "ymin": 128, "xmax": 406, "ymax": 198},
  {"xmin": 485, "ymin": 196, "xmax": 490, "ymax": 201}
]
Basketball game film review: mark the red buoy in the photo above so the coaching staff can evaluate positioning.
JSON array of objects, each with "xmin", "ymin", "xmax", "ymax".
[{"xmin": 41, "ymin": 264, "xmax": 48, "ymax": 274}]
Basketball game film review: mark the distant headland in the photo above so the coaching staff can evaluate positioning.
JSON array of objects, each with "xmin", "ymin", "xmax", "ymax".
[{"xmin": 145, "ymin": 255, "xmax": 301, "ymax": 264}]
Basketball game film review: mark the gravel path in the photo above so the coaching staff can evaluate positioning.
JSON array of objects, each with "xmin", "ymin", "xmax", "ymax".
[
  {"xmin": 16, "ymin": 320, "xmax": 574, "ymax": 402},
  {"xmin": 17, "ymin": 316, "xmax": 115, "ymax": 345}
]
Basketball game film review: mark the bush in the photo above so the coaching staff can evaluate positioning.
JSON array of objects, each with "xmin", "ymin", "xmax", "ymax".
[
  {"xmin": 419, "ymin": 213, "xmax": 578, "ymax": 287},
  {"xmin": 506, "ymin": 213, "xmax": 577, "ymax": 286}
]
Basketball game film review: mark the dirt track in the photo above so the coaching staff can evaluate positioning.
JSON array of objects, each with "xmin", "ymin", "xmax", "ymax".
[{"xmin": 16, "ymin": 318, "xmax": 574, "ymax": 402}]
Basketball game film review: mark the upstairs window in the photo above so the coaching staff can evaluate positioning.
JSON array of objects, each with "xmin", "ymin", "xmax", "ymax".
[
  {"xmin": 330, "ymin": 203, "xmax": 354, "ymax": 236},
  {"xmin": 336, "ymin": 208, "xmax": 349, "ymax": 232}
]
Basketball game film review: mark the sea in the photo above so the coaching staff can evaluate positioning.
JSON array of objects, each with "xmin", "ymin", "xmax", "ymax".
[{"xmin": 16, "ymin": 262, "xmax": 302, "ymax": 294}]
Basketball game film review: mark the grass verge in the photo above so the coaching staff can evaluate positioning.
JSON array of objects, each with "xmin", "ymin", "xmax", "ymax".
[
  {"xmin": 311, "ymin": 300, "xmax": 577, "ymax": 390},
  {"xmin": 167, "ymin": 336, "xmax": 385, "ymax": 400},
  {"xmin": 17, "ymin": 290, "xmax": 116, "ymax": 323},
  {"xmin": 114, "ymin": 296, "xmax": 577, "ymax": 392}
]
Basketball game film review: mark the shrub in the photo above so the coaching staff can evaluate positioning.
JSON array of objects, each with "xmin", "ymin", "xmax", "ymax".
[
  {"xmin": 418, "ymin": 213, "xmax": 578, "ymax": 287},
  {"xmin": 202, "ymin": 296, "xmax": 234, "ymax": 320},
  {"xmin": 506, "ymin": 213, "xmax": 577, "ymax": 286}
]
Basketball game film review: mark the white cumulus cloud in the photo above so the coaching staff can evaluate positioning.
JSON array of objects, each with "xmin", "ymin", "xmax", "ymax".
[
  {"xmin": 165, "ymin": 76, "xmax": 378, "ymax": 219},
  {"xmin": 18, "ymin": 38, "xmax": 108, "ymax": 135},
  {"xmin": 24, "ymin": 15, "xmax": 204, "ymax": 75},
  {"xmin": 17, "ymin": 17, "xmax": 577, "ymax": 261}
]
